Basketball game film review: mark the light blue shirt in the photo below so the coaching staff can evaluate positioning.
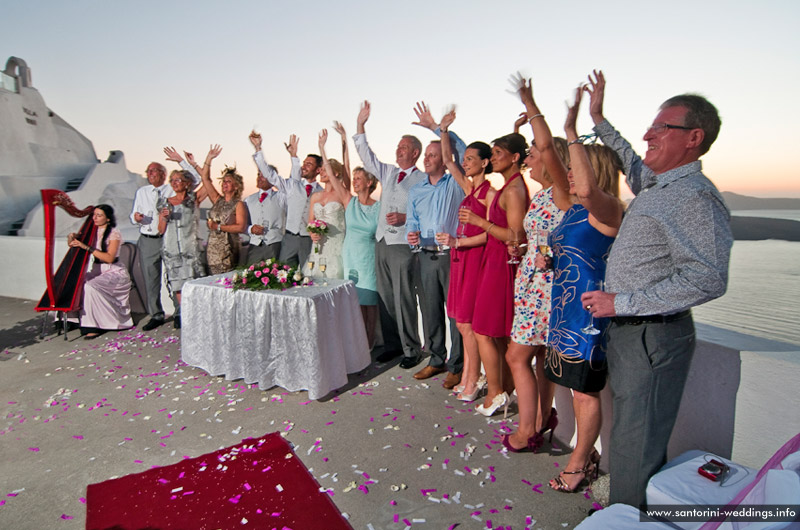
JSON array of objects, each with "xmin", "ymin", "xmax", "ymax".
[{"xmin": 405, "ymin": 172, "xmax": 465, "ymax": 246}]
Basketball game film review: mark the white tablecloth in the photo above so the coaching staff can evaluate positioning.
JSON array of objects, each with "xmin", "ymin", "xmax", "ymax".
[{"xmin": 181, "ymin": 276, "xmax": 370, "ymax": 400}]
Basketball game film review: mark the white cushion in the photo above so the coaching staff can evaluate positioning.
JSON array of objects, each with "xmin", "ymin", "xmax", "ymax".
[{"xmin": 574, "ymin": 503, "xmax": 676, "ymax": 529}]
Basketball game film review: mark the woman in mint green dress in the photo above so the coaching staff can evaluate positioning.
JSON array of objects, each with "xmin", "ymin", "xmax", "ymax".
[{"xmin": 343, "ymin": 166, "xmax": 380, "ymax": 348}]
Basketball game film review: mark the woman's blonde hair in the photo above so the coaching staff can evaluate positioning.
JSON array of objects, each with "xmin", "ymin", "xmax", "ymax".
[
  {"xmin": 219, "ymin": 166, "xmax": 244, "ymax": 200},
  {"xmin": 353, "ymin": 166, "xmax": 378, "ymax": 194},
  {"xmin": 328, "ymin": 158, "xmax": 350, "ymax": 191},
  {"xmin": 586, "ymin": 144, "xmax": 622, "ymax": 198}
]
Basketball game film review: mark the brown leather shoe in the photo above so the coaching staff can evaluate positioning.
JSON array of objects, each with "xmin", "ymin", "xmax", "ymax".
[
  {"xmin": 442, "ymin": 371, "xmax": 462, "ymax": 389},
  {"xmin": 413, "ymin": 365, "xmax": 446, "ymax": 380}
]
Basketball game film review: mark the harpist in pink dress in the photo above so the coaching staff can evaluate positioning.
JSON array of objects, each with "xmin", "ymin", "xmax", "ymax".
[
  {"xmin": 80, "ymin": 227, "xmax": 134, "ymax": 330},
  {"xmin": 447, "ymin": 180, "xmax": 491, "ymax": 323},
  {"xmin": 471, "ymin": 174, "xmax": 529, "ymax": 337}
]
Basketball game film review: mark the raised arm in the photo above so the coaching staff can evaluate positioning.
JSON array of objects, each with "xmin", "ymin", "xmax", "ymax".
[
  {"xmin": 196, "ymin": 145, "xmax": 223, "ymax": 204},
  {"xmin": 586, "ymin": 69, "xmax": 653, "ymax": 194},
  {"xmin": 318, "ymin": 129, "xmax": 351, "ymax": 205},
  {"xmin": 564, "ymin": 86, "xmax": 623, "ymax": 231},
  {"xmin": 439, "ymin": 110, "xmax": 471, "ymax": 195},
  {"xmin": 352, "ymin": 100, "xmax": 397, "ymax": 182},
  {"xmin": 332, "ymin": 121, "xmax": 352, "ymax": 189},
  {"xmin": 512, "ymin": 73, "xmax": 570, "ymax": 210},
  {"xmin": 164, "ymin": 146, "xmax": 201, "ymax": 188},
  {"xmin": 250, "ymin": 131, "xmax": 284, "ymax": 185}
]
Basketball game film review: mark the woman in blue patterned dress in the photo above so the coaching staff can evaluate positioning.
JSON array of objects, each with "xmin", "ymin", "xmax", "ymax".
[{"xmin": 539, "ymin": 84, "xmax": 625, "ymax": 493}]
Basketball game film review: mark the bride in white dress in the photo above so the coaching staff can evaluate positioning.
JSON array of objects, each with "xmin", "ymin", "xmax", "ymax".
[{"xmin": 302, "ymin": 128, "xmax": 352, "ymax": 279}]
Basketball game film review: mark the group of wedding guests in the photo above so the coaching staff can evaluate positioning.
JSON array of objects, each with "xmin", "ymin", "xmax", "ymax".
[{"xmin": 67, "ymin": 69, "xmax": 732, "ymax": 509}]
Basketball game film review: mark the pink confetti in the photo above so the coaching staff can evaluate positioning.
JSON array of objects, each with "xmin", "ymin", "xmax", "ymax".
[
  {"xmin": 420, "ymin": 488, "xmax": 437, "ymax": 496},
  {"xmin": 28, "ymin": 447, "xmax": 39, "ymax": 452},
  {"xmin": 60, "ymin": 514, "xmax": 73, "ymax": 520},
  {"xmin": 532, "ymin": 483, "xmax": 544, "ymax": 494},
  {"xmin": 72, "ymin": 435, "xmax": 83, "ymax": 440}
]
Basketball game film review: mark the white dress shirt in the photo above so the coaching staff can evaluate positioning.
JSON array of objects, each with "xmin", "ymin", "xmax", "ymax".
[
  {"xmin": 352, "ymin": 133, "xmax": 426, "ymax": 245},
  {"xmin": 243, "ymin": 188, "xmax": 287, "ymax": 246},
  {"xmin": 130, "ymin": 183, "xmax": 175, "ymax": 236},
  {"xmin": 253, "ymin": 152, "xmax": 321, "ymax": 236}
]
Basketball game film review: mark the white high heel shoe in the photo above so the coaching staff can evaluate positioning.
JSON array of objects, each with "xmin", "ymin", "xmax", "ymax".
[
  {"xmin": 476, "ymin": 392, "xmax": 509, "ymax": 419},
  {"xmin": 457, "ymin": 378, "xmax": 487, "ymax": 402}
]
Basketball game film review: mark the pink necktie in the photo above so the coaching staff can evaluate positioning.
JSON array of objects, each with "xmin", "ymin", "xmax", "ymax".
[
  {"xmin": 305, "ymin": 184, "xmax": 312, "ymax": 197},
  {"xmin": 398, "ymin": 171, "xmax": 406, "ymax": 183},
  {"xmin": 259, "ymin": 192, "xmax": 267, "ymax": 203}
]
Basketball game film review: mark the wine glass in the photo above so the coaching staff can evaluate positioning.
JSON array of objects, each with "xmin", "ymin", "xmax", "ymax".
[
  {"xmin": 386, "ymin": 205, "xmax": 398, "ymax": 234},
  {"xmin": 507, "ymin": 228, "xmax": 521, "ymax": 265},
  {"xmin": 436, "ymin": 222, "xmax": 449, "ymax": 256},
  {"xmin": 407, "ymin": 220, "xmax": 422, "ymax": 253},
  {"xmin": 537, "ymin": 229, "xmax": 550, "ymax": 257},
  {"xmin": 581, "ymin": 279, "xmax": 605, "ymax": 335},
  {"xmin": 319, "ymin": 257, "xmax": 328, "ymax": 285}
]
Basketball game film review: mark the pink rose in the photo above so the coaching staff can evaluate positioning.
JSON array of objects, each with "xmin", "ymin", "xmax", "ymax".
[
  {"xmin": 261, "ymin": 277, "xmax": 269, "ymax": 285},
  {"xmin": 254, "ymin": 271, "xmax": 262, "ymax": 278},
  {"xmin": 242, "ymin": 278, "xmax": 247, "ymax": 284}
]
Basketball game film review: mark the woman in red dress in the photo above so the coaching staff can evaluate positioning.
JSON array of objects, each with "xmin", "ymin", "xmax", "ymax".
[
  {"xmin": 437, "ymin": 110, "xmax": 496, "ymax": 402},
  {"xmin": 461, "ymin": 133, "xmax": 530, "ymax": 417}
]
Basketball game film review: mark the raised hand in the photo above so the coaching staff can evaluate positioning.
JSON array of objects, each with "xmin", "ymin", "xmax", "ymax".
[
  {"xmin": 412, "ymin": 101, "xmax": 436, "ymax": 130},
  {"xmin": 440, "ymin": 107, "xmax": 456, "ymax": 131},
  {"xmin": 249, "ymin": 130, "xmax": 263, "ymax": 151},
  {"xmin": 513, "ymin": 112, "xmax": 528, "ymax": 133},
  {"xmin": 585, "ymin": 69, "xmax": 605, "ymax": 124},
  {"xmin": 318, "ymin": 129, "xmax": 328, "ymax": 149},
  {"xmin": 509, "ymin": 72, "xmax": 536, "ymax": 109},
  {"xmin": 207, "ymin": 144, "xmax": 222, "ymax": 160},
  {"xmin": 163, "ymin": 146, "xmax": 183, "ymax": 163},
  {"xmin": 332, "ymin": 120, "xmax": 346, "ymax": 138},
  {"xmin": 357, "ymin": 100, "xmax": 371, "ymax": 128},
  {"xmin": 284, "ymin": 134, "xmax": 299, "ymax": 157},
  {"xmin": 184, "ymin": 151, "xmax": 196, "ymax": 166},
  {"xmin": 565, "ymin": 84, "xmax": 584, "ymax": 136}
]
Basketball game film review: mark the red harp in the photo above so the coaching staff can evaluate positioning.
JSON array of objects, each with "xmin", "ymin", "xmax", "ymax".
[{"xmin": 35, "ymin": 190, "xmax": 95, "ymax": 336}]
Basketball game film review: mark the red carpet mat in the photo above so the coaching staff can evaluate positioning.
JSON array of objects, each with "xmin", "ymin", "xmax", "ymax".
[{"xmin": 86, "ymin": 432, "xmax": 352, "ymax": 530}]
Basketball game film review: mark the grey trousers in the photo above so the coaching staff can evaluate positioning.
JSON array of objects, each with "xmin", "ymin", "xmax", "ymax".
[
  {"xmin": 137, "ymin": 234, "xmax": 164, "ymax": 320},
  {"xmin": 246, "ymin": 242, "xmax": 282, "ymax": 266},
  {"xmin": 279, "ymin": 233, "xmax": 311, "ymax": 268},
  {"xmin": 375, "ymin": 239, "xmax": 421, "ymax": 360},
  {"xmin": 606, "ymin": 314, "xmax": 695, "ymax": 508},
  {"xmin": 418, "ymin": 249, "xmax": 463, "ymax": 373}
]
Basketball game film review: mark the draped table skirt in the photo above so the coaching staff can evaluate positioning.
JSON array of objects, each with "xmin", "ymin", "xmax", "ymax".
[{"xmin": 182, "ymin": 276, "xmax": 370, "ymax": 400}]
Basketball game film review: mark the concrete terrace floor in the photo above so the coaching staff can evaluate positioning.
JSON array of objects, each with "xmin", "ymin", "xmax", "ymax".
[{"xmin": 0, "ymin": 295, "xmax": 606, "ymax": 529}]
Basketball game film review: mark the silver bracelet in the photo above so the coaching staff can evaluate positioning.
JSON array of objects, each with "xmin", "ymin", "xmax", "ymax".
[{"xmin": 528, "ymin": 113, "xmax": 544, "ymax": 122}]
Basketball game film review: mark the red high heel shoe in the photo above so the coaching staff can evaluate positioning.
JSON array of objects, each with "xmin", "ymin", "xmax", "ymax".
[
  {"xmin": 538, "ymin": 407, "xmax": 558, "ymax": 443},
  {"xmin": 501, "ymin": 432, "xmax": 544, "ymax": 453}
]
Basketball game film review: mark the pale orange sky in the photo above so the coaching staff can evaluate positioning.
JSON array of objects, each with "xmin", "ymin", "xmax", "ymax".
[{"xmin": 4, "ymin": 1, "xmax": 799, "ymax": 200}]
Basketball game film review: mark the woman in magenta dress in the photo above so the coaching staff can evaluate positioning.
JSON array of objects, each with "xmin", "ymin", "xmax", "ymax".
[
  {"xmin": 460, "ymin": 132, "xmax": 530, "ymax": 417},
  {"xmin": 436, "ymin": 110, "xmax": 496, "ymax": 402}
]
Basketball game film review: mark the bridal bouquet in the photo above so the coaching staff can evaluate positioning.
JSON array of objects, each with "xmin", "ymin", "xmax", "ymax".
[
  {"xmin": 306, "ymin": 219, "xmax": 328, "ymax": 253},
  {"xmin": 220, "ymin": 258, "xmax": 312, "ymax": 291}
]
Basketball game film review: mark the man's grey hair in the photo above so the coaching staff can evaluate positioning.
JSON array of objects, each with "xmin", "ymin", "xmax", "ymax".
[{"xmin": 661, "ymin": 94, "xmax": 721, "ymax": 155}]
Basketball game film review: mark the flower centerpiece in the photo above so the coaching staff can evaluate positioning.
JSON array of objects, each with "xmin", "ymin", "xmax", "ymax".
[
  {"xmin": 220, "ymin": 258, "xmax": 312, "ymax": 291},
  {"xmin": 306, "ymin": 219, "xmax": 328, "ymax": 253}
]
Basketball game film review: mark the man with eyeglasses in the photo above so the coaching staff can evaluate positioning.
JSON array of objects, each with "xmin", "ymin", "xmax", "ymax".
[{"xmin": 580, "ymin": 70, "xmax": 732, "ymax": 509}]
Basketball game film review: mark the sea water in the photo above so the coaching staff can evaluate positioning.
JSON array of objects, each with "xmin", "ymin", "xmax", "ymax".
[{"xmin": 692, "ymin": 212, "xmax": 800, "ymax": 346}]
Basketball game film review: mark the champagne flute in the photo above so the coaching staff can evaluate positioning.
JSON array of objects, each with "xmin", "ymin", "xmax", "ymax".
[
  {"xmin": 581, "ymin": 279, "xmax": 605, "ymax": 335},
  {"xmin": 507, "ymin": 228, "xmax": 521, "ymax": 265},
  {"xmin": 386, "ymin": 205, "xmax": 398, "ymax": 234},
  {"xmin": 436, "ymin": 222, "xmax": 449, "ymax": 256},
  {"xmin": 319, "ymin": 257, "xmax": 328, "ymax": 285}
]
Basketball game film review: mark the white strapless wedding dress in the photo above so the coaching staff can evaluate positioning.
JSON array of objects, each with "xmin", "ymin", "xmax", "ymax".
[{"xmin": 302, "ymin": 201, "xmax": 346, "ymax": 280}]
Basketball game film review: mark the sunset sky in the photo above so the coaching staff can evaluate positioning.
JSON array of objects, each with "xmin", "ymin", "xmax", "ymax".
[{"xmin": 4, "ymin": 0, "xmax": 799, "ymax": 198}]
